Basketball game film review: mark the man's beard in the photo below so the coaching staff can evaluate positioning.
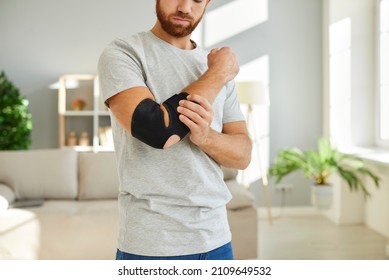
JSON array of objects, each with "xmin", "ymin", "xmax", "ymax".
[{"xmin": 156, "ymin": 1, "xmax": 204, "ymax": 37}]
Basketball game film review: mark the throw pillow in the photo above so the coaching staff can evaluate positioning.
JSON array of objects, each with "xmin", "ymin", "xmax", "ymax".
[{"xmin": 0, "ymin": 184, "xmax": 15, "ymax": 212}]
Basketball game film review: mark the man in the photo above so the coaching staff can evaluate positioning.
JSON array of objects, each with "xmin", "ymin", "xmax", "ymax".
[{"xmin": 98, "ymin": 0, "xmax": 252, "ymax": 260}]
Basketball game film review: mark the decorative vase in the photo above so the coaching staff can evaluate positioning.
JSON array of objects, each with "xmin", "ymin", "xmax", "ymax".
[
  {"xmin": 71, "ymin": 99, "xmax": 86, "ymax": 110},
  {"xmin": 311, "ymin": 184, "xmax": 333, "ymax": 209}
]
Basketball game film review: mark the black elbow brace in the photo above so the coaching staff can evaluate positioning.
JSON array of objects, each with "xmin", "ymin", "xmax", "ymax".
[{"xmin": 131, "ymin": 92, "xmax": 190, "ymax": 149}]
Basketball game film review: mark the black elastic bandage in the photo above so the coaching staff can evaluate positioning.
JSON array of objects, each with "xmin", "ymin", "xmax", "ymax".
[{"xmin": 131, "ymin": 92, "xmax": 189, "ymax": 149}]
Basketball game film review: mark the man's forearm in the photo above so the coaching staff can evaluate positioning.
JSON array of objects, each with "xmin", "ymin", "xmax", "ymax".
[
  {"xmin": 199, "ymin": 128, "xmax": 252, "ymax": 170},
  {"xmin": 182, "ymin": 69, "xmax": 227, "ymax": 103}
]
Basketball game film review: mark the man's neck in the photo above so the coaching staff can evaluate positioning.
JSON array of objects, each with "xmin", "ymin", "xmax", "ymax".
[{"xmin": 150, "ymin": 23, "xmax": 194, "ymax": 50}]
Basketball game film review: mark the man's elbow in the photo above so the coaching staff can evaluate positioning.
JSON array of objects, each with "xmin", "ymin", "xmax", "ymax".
[
  {"xmin": 237, "ymin": 153, "xmax": 252, "ymax": 170},
  {"xmin": 236, "ymin": 139, "xmax": 252, "ymax": 170}
]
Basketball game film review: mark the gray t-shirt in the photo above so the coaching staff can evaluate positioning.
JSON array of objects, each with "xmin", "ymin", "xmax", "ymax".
[{"xmin": 98, "ymin": 31, "xmax": 244, "ymax": 256}]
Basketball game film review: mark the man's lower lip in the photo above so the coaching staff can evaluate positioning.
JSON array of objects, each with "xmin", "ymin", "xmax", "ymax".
[{"xmin": 172, "ymin": 18, "xmax": 190, "ymax": 23}]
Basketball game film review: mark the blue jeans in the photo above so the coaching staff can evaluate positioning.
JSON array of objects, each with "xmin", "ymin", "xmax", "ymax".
[{"xmin": 116, "ymin": 242, "xmax": 234, "ymax": 260}]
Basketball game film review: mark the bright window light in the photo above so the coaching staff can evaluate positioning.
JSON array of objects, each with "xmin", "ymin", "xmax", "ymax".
[
  {"xmin": 236, "ymin": 56, "xmax": 270, "ymax": 185},
  {"xmin": 379, "ymin": 0, "xmax": 389, "ymax": 141},
  {"xmin": 191, "ymin": 21, "xmax": 203, "ymax": 46},
  {"xmin": 381, "ymin": 0, "xmax": 389, "ymax": 32},
  {"xmin": 329, "ymin": 18, "xmax": 352, "ymax": 146},
  {"xmin": 380, "ymin": 86, "xmax": 389, "ymax": 140},
  {"xmin": 237, "ymin": 55, "xmax": 269, "ymax": 83},
  {"xmin": 381, "ymin": 33, "xmax": 389, "ymax": 85},
  {"xmin": 330, "ymin": 18, "xmax": 351, "ymax": 55},
  {"xmin": 203, "ymin": 0, "xmax": 268, "ymax": 47}
]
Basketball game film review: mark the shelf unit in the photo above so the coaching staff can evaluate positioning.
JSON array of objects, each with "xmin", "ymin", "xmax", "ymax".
[{"xmin": 57, "ymin": 74, "xmax": 113, "ymax": 152}]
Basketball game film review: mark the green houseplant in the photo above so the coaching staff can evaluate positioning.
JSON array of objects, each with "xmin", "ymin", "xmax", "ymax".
[
  {"xmin": 0, "ymin": 71, "xmax": 32, "ymax": 150},
  {"xmin": 268, "ymin": 138, "xmax": 380, "ymax": 199}
]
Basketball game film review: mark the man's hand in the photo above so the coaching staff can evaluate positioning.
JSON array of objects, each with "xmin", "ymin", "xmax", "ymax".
[
  {"xmin": 181, "ymin": 46, "xmax": 239, "ymax": 104},
  {"xmin": 207, "ymin": 47, "xmax": 240, "ymax": 84},
  {"xmin": 177, "ymin": 93, "xmax": 252, "ymax": 169},
  {"xmin": 177, "ymin": 94, "xmax": 213, "ymax": 147}
]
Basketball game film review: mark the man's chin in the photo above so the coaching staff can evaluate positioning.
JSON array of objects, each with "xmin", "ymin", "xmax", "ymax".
[{"xmin": 167, "ymin": 27, "xmax": 193, "ymax": 37}]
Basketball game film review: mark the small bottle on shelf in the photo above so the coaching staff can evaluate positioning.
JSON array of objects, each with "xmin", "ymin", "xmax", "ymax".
[
  {"xmin": 67, "ymin": 131, "xmax": 77, "ymax": 146},
  {"xmin": 79, "ymin": 131, "xmax": 90, "ymax": 146}
]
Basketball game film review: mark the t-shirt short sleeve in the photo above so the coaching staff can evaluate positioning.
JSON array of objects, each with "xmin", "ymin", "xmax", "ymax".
[
  {"xmin": 98, "ymin": 38, "xmax": 147, "ymax": 106},
  {"xmin": 222, "ymin": 81, "xmax": 245, "ymax": 124}
]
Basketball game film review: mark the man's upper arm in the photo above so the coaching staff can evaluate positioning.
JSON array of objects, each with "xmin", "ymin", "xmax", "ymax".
[
  {"xmin": 106, "ymin": 87, "xmax": 190, "ymax": 149},
  {"xmin": 106, "ymin": 86, "xmax": 154, "ymax": 134}
]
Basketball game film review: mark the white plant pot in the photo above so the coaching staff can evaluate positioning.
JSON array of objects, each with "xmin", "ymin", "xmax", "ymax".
[{"xmin": 311, "ymin": 184, "xmax": 333, "ymax": 209}]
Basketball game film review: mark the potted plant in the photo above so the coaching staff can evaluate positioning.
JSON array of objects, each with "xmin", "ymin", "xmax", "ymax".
[
  {"xmin": 268, "ymin": 138, "xmax": 380, "ymax": 208},
  {"xmin": 0, "ymin": 71, "xmax": 32, "ymax": 150}
]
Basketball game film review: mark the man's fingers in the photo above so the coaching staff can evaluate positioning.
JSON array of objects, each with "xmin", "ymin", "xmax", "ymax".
[
  {"xmin": 187, "ymin": 94, "xmax": 212, "ymax": 111},
  {"xmin": 210, "ymin": 47, "xmax": 220, "ymax": 53}
]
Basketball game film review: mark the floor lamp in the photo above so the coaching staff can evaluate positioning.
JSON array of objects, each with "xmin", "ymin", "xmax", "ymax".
[{"xmin": 236, "ymin": 81, "xmax": 273, "ymax": 225}]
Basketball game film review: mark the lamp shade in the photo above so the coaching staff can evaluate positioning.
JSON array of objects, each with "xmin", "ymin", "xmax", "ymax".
[
  {"xmin": 235, "ymin": 81, "xmax": 269, "ymax": 105},
  {"xmin": 49, "ymin": 79, "xmax": 80, "ymax": 90}
]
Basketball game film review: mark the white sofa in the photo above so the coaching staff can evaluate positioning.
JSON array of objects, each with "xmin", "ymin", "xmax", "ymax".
[{"xmin": 0, "ymin": 149, "xmax": 258, "ymax": 260}]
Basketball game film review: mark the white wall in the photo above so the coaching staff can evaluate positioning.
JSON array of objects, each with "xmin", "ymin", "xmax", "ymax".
[{"xmin": 0, "ymin": 0, "xmax": 156, "ymax": 148}]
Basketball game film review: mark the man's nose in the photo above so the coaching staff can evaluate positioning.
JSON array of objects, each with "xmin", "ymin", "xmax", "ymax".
[{"xmin": 177, "ymin": 0, "xmax": 191, "ymax": 14}]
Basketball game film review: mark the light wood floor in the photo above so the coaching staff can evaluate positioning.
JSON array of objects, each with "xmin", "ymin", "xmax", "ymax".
[{"xmin": 257, "ymin": 210, "xmax": 389, "ymax": 260}]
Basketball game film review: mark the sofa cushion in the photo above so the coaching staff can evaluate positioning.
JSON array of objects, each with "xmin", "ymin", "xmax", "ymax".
[
  {"xmin": 221, "ymin": 166, "xmax": 238, "ymax": 180},
  {"xmin": 78, "ymin": 152, "xmax": 119, "ymax": 200},
  {"xmin": 225, "ymin": 180, "xmax": 255, "ymax": 210},
  {"xmin": 0, "ymin": 184, "xmax": 15, "ymax": 212},
  {"xmin": 0, "ymin": 149, "xmax": 78, "ymax": 200}
]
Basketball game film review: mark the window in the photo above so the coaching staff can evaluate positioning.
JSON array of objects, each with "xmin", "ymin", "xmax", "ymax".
[
  {"xmin": 378, "ymin": 0, "xmax": 389, "ymax": 147},
  {"xmin": 329, "ymin": 18, "xmax": 352, "ymax": 147}
]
